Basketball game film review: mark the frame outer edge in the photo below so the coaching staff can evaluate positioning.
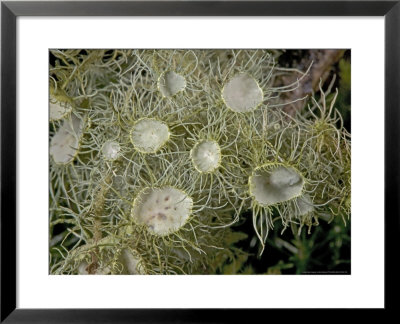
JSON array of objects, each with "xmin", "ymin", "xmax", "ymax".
[
  {"xmin": 2, "ymin": 1, "xmax": 398, "ymax": 16},
  {"xmin": 0, "ymin": 0, "xmax": 397, "ymax": 322},
  {"xmin": 385, "ymin": 1, "xmax": 400, "ymax": 312},
  {"xmin": 1, "ymin": 2, "xmax": 17, "ymax": 322}
]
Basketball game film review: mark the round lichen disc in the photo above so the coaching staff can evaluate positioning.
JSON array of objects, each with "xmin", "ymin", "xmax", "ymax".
[
  {"xmin": 50, "ymin": 114, "xmax": 83, "ymax": 164},
  {"xmin": 222, "ymin": 74, "xmax": 263, "ymax": 112},
  {"xmin": 249, "ymin": 165, "xmax": 304, "ymax": 206},
  {"xmin": 130, "ymin": 118, "xmax": 170, "ymax": 153},
  {"xmin": 158, "ymin": 71, "xmax": 186, "ymax": 97},
  {"xmin": 191, "ymin": 140, "xmax": 221, "ymax": 173},
  {"xmin": 50, "ymin": 99, "xmax": 72, "ymax": 121},
  {"xmin": 131, "ymin": 186, "xmax": 193, "ymax": 236},
  {"xmin": 101, "ymin": 141, "xmax": 120, "ymax": 161}
]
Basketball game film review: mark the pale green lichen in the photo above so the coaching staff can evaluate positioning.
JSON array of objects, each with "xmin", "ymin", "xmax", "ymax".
[
  {"xmin": 131, "ymin": 186, "xmax": 193, "ymax": 236},
  {"xmin": 130, "ymin": 118, "xmax": 170, "ymax": 153},
  {"xmin": 49, "ymin": 99, "xmax": 73, "ymax": 121},
  {"xmin": 191, "ymin": 140, "xmax": 221, "ymax": 173},
  {"xmin": 50, "ymin": 114, "xmax": 83, "ymax": 164},
  {"xmin": 222, "ymin": 73, "xmax": 263, "ymax": 112},
  {"xmin": 158, "ymin": 71, "xmax": 186, "ymax": 97},
  {"xmin": 101, "ymin": 141, "xmax": 121, "ymax": 161},
  {"xmin": 249, "ymin": 164, "xmax": 304, "ymax": 206},
  {"xmin": 294, "ymin": 194, "xmax": 315, "ymax": 217},
  {"xmin": 49, "ymin": 49, "xmax": 351, "ymax": 274}
]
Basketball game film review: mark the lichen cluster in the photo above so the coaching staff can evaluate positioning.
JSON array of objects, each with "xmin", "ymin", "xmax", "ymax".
[{"xmin": 49, "ymin": 49, "xmax": 351, "ymax": 274}]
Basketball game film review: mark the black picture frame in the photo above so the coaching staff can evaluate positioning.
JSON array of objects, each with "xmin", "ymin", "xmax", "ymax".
[{"xmin": 1, "ymin": 0, "xmax": 398, "ymax": 322}]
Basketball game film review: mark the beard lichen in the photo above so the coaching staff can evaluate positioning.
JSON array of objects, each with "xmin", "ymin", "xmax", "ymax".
[
  {"xmin": 249, "ymin": 164, "xmax": 305, "ymax": 207},
  {"xmin": 49, "ymin": 49, "xmax": 351, "ymax": 274},
  {"xmin": 158, "ymin": 71, "xmax": 187, "ymax": 97},
  {"xmin": 190, "ymin": 140, "xmax": 221, "ymax": 173},
  {"xmin": 101, "ymin": 140, "xmax": 121, "ymax": 161},
  {"xmin": 130, "ymin": 118, "xmax": 170, "ymax": 154},
  {"xmin": 222, "ymin": 73, "xmax": 264, "ymax": 113},
  {"xmin": 131, "ymin": 186, "xmax": 193, "ymax": 236},
  {"xmin": 50, "ymin": 113, "xmax": 84, "ymax": 165}
]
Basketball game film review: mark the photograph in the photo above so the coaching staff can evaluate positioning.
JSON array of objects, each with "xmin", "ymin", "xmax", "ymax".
[{"xmin": 49, "ymin": 49, "xmax": 351, "ymax": 275}]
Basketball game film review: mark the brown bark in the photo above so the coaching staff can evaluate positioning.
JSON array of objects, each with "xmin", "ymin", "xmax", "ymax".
[{"xmin": 279, "ymin": 50, "xmax": 345, "ymax": 116}]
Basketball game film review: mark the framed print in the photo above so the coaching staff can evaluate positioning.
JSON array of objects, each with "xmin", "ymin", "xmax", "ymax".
[{"xmin": 1, "ymin": 0, "xmax": 399, "ymax": 322}]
